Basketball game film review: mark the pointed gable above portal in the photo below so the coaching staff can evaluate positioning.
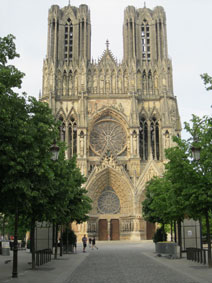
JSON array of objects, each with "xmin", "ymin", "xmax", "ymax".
[{"xmin": 98, "ymin": 40, "xmax": 117, "ymax": 67}]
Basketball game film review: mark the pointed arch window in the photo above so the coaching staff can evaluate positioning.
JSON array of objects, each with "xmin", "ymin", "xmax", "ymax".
[
  {"xmin": 141, "ymin": 20, "xmax": 151, "ymax": 62},
  {"xmin": 150, "ymin": 117, "xmax": 160, "ymax": 160},
  {"xmin": 69, "ymin": 116, "xmax": 77, "ymax": 157},
  {"xmin": 64, "ymin": 18, "xmax": 73, "ymax": 61},
  {"xmin": 139, "ymin": 117, "xmax": 148, "ymax": 160}
]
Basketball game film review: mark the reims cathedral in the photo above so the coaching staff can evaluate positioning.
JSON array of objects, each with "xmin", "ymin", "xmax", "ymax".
[{"xmin": 41, "ymin": 3, "xmax": 181, "ymax": 240}]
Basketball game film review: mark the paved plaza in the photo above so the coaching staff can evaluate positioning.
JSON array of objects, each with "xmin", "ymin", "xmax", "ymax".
[{"xmin": 1, "ymin": 241, "xmax": 212, "ymax": 283}]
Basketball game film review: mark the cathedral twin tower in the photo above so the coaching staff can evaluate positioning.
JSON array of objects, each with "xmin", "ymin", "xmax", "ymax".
[{"xmin": 41, "ymin": 3, "xmax": 181, "ymax": 240}]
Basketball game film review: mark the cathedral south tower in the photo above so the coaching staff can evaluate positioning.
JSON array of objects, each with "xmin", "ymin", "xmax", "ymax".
[{"xmin": 41, "ymin": 3, "xmax": 181, "ymax": 240}]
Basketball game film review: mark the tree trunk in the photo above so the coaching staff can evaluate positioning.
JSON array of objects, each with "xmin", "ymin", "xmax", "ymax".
[
  {"xmin": 205, "ymin": 211, "xmax": 212, "ymax": 267},
  {"xmin": 199, "ymin": 218, "xmax": 203, "ymax": 250},
  {"xmin": 66, "ymin": 227, "xmax": 68, "ymax": 254},
  {"xmin": 2, "ymin": 215, "xmax": 5, "ymax": 239},
  {"xmin": 54, "ymin": 224, "xmax": 58, "ymax": 259},
  {"xmin": 177, "ymin": 219, "xmax": 182, "ymax": 258},
  {"xmin": 60, "ymin": 225, "xmax": 63, "ymax": 257},
  {"xmin": 171, "ymin": 221, "xmax": 173, "ymax": 242},
  {"xmin": 52, "ymin": 222, "xmax": 55, "ymax": 254},
  {"xmin": 31, "ymin": 219, "xmax": 36, "ymax": 270},
  {"xmin": 12, "ymin": 207, "xmax": 18, "ymax": 278},
  {"xmin": 174, "ymin": 221, "xmax": 177, "ymax": 243}
]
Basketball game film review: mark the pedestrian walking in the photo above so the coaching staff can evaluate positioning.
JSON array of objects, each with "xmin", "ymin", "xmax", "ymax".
[
  {"xmin": 89, "ymin": 237, "xmax": 92, "ymax": 248},
  {"xmin": 92, "ymin": 237, "xmax": 98, "ymax": 250},
  {"xmin": 73, "ymin": 234, "xmax": 77, "ymax": 253},
  {"xmin": 82, "ymin": 234, "xmax": 87, "ymax": 252}
]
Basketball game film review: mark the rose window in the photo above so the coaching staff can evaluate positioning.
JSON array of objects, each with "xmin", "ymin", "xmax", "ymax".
[
  {"xmin": 98, "ymin": 187, "xmax": 120, "ymax": 214},
  {"xmin": 90, "ymin": 119, "xmax": 126, "ymax": 155}
]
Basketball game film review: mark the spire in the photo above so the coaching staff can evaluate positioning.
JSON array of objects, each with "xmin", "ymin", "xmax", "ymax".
[
  {"xmin": 106, "ymin": 39, "xmax": 110, "ymax": 50},
  {"xmin": 68, "ymin": 0, "xmax": 70, "ymax": 6},
  {"xmin": 144, "ymin": 2, "xmax": 146, "ymax": 8}
]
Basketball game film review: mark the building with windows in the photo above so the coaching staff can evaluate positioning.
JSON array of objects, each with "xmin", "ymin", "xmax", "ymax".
[{"xmin": 41, "ymin": 3, "xmax": 181, "ymax": 240}]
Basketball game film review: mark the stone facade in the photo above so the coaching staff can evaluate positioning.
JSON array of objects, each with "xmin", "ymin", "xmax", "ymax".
[{"xmin": 41, "ymin": 3, "xmax": 181, "ymax": 240}]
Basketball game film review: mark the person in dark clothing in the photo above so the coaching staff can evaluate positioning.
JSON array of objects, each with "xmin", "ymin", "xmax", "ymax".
[
  {"xmin": 89, "ymin": 237, "xmax": 92, "ymax": 248},
  {"xmin": 92, "ymin": 237, "xmax": 98, "ymax": 250},
  {"xmin": 82, "ymin": 234, "xmax": 87, "ymax": 252}
]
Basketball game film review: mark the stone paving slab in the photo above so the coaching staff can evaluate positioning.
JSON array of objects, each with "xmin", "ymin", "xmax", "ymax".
[
  {"xmin": 0, "ymin": 241, "xmax": 212, "ymax": 283},
  {"xmin": 0, "ymin": 246, "xmax": 88, "ymax": 283}
]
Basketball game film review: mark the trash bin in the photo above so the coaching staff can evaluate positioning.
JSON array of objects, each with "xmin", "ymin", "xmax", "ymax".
[{"xmin": 2, "ymin": 241, "xmax": 10, "ymax": 256}]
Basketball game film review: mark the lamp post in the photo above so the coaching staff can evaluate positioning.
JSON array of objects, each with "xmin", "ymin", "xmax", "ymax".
[
  {"xmin": 50, "ymin": 141, "xmax": 59, "ymax": 259},
  {"xmin": 50, "ymin": 142, "xmax": 60, "ymax": 161},
  {"xmin": 191, "ymin": 145, "xmax": 201, "ymax": 161}
]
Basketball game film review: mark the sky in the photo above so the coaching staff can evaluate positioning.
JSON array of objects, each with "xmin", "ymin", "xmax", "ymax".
[{"xmin": 1, "ymin": 0, "xmax": 212, "ymax": 138}]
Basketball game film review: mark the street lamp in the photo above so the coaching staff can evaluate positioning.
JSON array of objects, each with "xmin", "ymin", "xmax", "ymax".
[
  {"xmin": 191, "ymin": 145, "xmax": 201, "ymax": 161},
  {"xmin": 50, "ymin": 142, "xmax": 60, "ymax": 161}
]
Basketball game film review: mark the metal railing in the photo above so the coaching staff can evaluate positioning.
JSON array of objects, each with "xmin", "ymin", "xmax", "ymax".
[
  {"xmin": 35, "ymin": 249, "xmax": 52, "ymax": 266},
  {"xmin": 186, "ymin": 248, "xmax": 207, "ymax": 265}
]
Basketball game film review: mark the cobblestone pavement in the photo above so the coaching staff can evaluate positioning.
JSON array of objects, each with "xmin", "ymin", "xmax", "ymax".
[
  {"xmin": 1, "ymin": 241, "xmax": 212, "ymax": 283},
  {"xmin": 67, "ymin": 242, "xmax": 201, "ymax": 283}
]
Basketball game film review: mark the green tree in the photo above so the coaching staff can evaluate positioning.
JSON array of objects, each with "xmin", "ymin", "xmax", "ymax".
[
  {"xmin": 201, "ymin": 73, "xmax": 212, "ymax": 91},
  {"xmin": 0, "ymin": 35, "xmax": 59, "ymax": 274},
  {"xmin": 0, "ymin": 34, "xmax": 92, "ymax": 273},
  {"xmin": 142, "ymin": 176, "xmax": 172, "ymax": 241},
  {"xmin": 142, "ymin": 177, "xmax": 171, "ymax": 222},
  {"xmin": 0, "ymin": 35, "xmax": 28, "ymax": 277},
  {"xmin": 164, "ymin": 137, "xmax": 198, "ymax": 256},
  {"xmin": 0, "ymin": 34, "xmax": 24, "ymax": 95},
  {"xmin": 164, "ymin": 116, "xmax": 212, "ymax": 266},
  {"xmin": 49, "ymin": 154, "xmax": 92, "ymax": 257},
  {"xmin": 183, "ymin": 115, "xmax": 212, "ymax": 267}
]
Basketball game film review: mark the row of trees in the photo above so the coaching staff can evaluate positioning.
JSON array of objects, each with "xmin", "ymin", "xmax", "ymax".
[
  {"xmin": 0, "ymin": 35, "xmax": 92, "ymax": 277},
  {"xmin": 142, "ymin": 79, "xmax": 212, "ymax": 267}
]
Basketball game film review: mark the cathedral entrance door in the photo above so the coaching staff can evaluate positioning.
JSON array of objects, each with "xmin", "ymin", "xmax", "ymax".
[
  {"xmin": 98, "ymin": 219, "xmax": 108, "ymax": 240},
  {"xmin": 110, "ymin": 219, "xmax": 120, "ymax": 240}
]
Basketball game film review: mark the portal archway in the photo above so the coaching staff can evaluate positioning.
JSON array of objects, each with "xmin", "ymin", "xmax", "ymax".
[{"xmin": 87, "ymin": 167, "xmax": 134, "ymax": 240}]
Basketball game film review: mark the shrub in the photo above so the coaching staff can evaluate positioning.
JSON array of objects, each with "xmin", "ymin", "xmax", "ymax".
[{"xmin": 153, "ymin": 227, "xmax": 167, "ymax": 243}]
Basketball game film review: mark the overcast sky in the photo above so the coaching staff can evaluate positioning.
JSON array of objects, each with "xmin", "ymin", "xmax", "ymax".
[{"xmin": 1, "ymin": 0, "xmax": 212, "ymax": 138}]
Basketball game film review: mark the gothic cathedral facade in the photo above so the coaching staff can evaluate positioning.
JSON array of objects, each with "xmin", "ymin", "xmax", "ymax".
[{"xmin": 41, "ymin": 4, "xmax": 181, "ymax": 240}]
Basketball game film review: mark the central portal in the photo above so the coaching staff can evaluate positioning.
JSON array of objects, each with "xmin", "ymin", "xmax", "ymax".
[{"xmin": 98, "ymin": 219, "xmax": 120, "ymax": 240}]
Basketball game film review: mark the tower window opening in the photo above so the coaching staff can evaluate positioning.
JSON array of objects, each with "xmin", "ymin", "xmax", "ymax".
[
  {"xmin": 141, "ymin": 21, "xmax": 151, "ymax": 62},
  {"xmin": 150, "ymin": 117, "xmax": 160, "ymax": 160},
  {"xmin": 64, "ymin": 19, "xmax": 73, "ymax": 61},
  {"xmin": 139, "ymin": 117, "xmax": 148, "ymax": 160}
]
